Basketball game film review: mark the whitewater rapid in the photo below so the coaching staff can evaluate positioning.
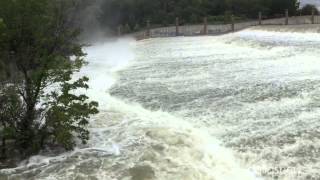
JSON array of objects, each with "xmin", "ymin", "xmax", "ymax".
[{"xmin": 1, "ymin": 26, "xmax": 320, "ymax": 180}]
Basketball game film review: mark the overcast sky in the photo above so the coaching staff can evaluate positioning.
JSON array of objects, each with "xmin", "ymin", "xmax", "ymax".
[{"xmin": 300, "ymin": 0, "xmax": 320, "ymax": 8}]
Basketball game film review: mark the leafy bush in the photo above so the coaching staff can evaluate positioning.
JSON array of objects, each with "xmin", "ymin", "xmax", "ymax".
[{"xmin": 0, "ymin": 0, "xmax": 99, "ymax": 161}]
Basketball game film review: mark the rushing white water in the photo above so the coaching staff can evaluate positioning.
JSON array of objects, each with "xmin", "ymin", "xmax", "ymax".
[{"xmin": 1, "ymin": 26, "xmax": 320, "ymax": 180}]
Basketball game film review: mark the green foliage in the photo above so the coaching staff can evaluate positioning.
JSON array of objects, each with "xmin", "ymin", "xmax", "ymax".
[
  {"xmin": 0, "ymin": 18, "xmax": 7, "ymax": 80},
  {"xmin": 44, "ymin": 77, "xmax": 99, "ymax": 150},
  {"xmin": 0, "ymin": 86, "xmax": 23, "ymax": 138},
  {"xmin": 0, "ymin": 0, "xmax": 99, "ymax": 160},
  {"xmin": 134, "ymin": 24, "xmax": 141, "ymax": 31},
  {"xmin": 0, "ymin": 86, "xmax": 23, "ymax": 158},
  {"xmin": 207, "ymin": 15, "xmax": 226, "ymax": 24},
  {"xmin": 123, "ymin": 23, "xmax": 132, "ymax": 33},
  {"xmin": 99, "ymin": 0, "xmax": 299, "ymax": 33}
]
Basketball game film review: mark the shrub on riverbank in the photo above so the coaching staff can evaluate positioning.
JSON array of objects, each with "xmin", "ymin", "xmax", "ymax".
[{"xmin": 0, "ymin": 0, "xmax": 98, "ymax": 167}]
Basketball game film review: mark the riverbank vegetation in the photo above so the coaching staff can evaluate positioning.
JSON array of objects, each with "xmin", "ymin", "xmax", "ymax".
[
  {"xmin": 0, "ymin": 0, "xmax": 98, "ymax": 168},
  {"xmin": 99, "ymin": 0, "xmax": 308, "ymax": 33}
]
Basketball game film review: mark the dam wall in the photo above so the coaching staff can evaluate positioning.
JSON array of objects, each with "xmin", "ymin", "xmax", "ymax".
[{"xmin": 132, "ymin": 15, "xmax": 320, "ymax": 39}]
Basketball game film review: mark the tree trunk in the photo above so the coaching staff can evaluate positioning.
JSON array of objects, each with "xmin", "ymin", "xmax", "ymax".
[
  {"xmin": 20, "ymin": 96, "xmax": 36, "ymax": 153},
  {"xmin": 18, "ymin": 77, "xmax": 37, "ymax": 155}
]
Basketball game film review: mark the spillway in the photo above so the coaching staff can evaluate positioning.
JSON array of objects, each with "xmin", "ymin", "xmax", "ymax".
[{"xmin": 1, "ymin": 26, "xmax": 320, "ymax": 180}]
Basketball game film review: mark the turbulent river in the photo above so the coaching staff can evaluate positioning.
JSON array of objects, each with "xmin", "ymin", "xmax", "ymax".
[{"xmin": 1, "ymin": 25, "xmax": 320, "ymax": 180}]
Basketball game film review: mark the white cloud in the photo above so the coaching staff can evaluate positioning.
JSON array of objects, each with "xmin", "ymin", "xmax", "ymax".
[{"xmin": 300, "ymin": 0, "xmax": 320, "ymax": 8}]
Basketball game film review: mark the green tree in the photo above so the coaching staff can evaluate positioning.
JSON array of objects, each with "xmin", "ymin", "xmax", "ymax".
[
  {"xmin": 99, "ymin": 0, "xmax": 300, "ymax": 33},
  {"xmin": 300, "ymin": 4, "xmax": 319, "ymax": 15},
  {"xmin": 0, "ymin": 18, "xmax": 8, "ymax": 80},
  {"xmin": 0, "ymin": 0, "xmax": 98, "ymax": 160},
  {"xmin": 0, "ymin": 86, "xmax": 23, "ymax": 159}
]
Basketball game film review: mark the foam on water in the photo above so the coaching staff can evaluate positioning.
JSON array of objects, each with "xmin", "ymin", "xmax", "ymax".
[
  {"xmin": 0, "ymin": 37, "xmax": 256, "ymax": 180},
  {"xmin": 2, "ymin": 26, "xmax": 320, "ymax": 180},
  {"xmin": 110, "ymin": 27, "xmax": 320, "ymax": 180}
]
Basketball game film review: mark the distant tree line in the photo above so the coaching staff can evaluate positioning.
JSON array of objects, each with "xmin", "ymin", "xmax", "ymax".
[
  {"xmin": 299, "ymin": 4, "xmax": 319, "ymax": 15},
  {"xmin": 99, "ymin": 0, "xmax": 305, "ymax": 33}
]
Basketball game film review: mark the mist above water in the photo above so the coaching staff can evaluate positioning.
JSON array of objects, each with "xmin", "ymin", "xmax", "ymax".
[{"xmin": 72, "ymin": 0, "xmax": 112, "ymax": 43}]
